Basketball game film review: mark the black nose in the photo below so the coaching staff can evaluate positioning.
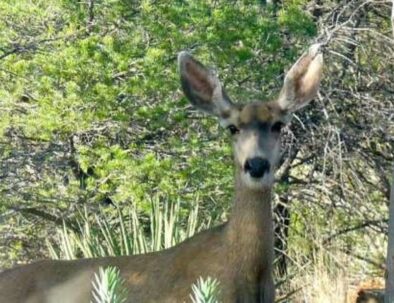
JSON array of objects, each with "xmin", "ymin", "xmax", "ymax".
[{"xmin": 244, "ymin": 157, "xmax": 270, "ymax": 178}]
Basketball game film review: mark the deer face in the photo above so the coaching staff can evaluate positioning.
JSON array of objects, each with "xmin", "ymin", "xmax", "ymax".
[
  {"xmin": 223, "ymin": 102, "xmax": 285, "ymax": 188},
  {"xmin": 178, "ymin": 45, "xmax": 323, "ymax": 189}
]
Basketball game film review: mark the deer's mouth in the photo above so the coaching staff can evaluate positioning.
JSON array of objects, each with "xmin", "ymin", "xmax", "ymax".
[{"xmin": 242, "ymin": 173, "xmax": 273, "ymax": 189}]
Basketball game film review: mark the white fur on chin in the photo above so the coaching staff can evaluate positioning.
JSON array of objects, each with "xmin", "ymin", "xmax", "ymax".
[{"xmin": 241, "ymin": 172, "xmax": 274, "ymax": 190}]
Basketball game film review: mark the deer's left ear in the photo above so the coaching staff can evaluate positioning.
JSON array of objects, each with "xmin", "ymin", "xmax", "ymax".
[{"xmin": 277, "ymin": 44, "xmax": 323, "ymax": 113}]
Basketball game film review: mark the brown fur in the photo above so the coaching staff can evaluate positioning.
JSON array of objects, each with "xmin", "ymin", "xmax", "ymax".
[{"xmin": 238, "ymin": 102, "xmax": 285, "ymax": 125}]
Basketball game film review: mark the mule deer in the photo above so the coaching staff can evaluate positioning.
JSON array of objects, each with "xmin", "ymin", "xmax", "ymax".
[{"xmin": 0, "ymin": 45, "xmax": 323, "ymax": 303}]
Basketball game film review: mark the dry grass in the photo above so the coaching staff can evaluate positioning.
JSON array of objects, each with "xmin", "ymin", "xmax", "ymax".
[
  {"xmin": 292, "ymin": 258, "xmax": 349, "ymax": 303},
  {"xmin": 284, "ymin": 250, "xmax": 385, "ymax": 303}
]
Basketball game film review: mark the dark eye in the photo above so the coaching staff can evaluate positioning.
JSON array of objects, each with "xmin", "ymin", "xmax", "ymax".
[
  {"xmin": 271, "ymin": 122, "xmax": 284, "ymax": 133},
  {"xmin": 227, "ymin": 125, "xmax": 239, "ymax": 135}
]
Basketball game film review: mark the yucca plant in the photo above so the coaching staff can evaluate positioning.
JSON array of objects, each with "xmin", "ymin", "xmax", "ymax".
[
  {"xmin": 48, "ymin": 197, "xmax": 223, "ymax": 302},
  {"xmin": 190, "ymin": 277, "xmax": 221, "ymax": 303},
  {"xmin": 91, "ymin": 266, "xmax": 128, "ymax": 303},
  {"xmin": 48, "ymin": 196, "xmax": 205, "ymax": 259}
]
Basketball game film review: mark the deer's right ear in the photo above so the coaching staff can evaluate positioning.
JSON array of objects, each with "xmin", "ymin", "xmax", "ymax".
[{"xmin": 178, "ymin": 52, "xmax": 238, "ymax": 126}]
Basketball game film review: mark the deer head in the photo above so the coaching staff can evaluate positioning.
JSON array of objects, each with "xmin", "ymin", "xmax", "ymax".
[{"xmin": 178, "ymin": 45, "xmax": 323, "ymax": 190}]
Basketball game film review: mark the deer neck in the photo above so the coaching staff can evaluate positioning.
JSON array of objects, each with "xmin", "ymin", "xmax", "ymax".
[{"xmin": 226, "ymin": 169, "xmax": 274, "ymax": 273}]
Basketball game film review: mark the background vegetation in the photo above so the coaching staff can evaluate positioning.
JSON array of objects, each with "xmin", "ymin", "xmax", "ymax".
[{"xmin": 0, "ymin": 0, "xmax": 393, "ymax": 301}]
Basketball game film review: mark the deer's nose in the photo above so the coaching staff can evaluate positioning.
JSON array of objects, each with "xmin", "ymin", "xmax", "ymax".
[{"xmin": 244, "ymin": 157, "xmax": 270, "ymax": 178}]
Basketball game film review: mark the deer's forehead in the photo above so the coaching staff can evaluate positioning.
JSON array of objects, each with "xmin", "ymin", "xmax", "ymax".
[{"xmin": 239, "ymin": 102, "xmax": 283, "ymax": 125}]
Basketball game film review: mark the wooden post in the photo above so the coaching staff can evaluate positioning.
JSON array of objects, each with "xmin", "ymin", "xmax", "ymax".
[{"xmin": 385, "ymin": 167, "xmax": 394, "ymax": 303}]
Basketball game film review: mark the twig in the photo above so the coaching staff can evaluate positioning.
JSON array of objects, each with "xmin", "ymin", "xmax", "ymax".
[
  {"xmin": 11, "ymin": 207, "xmax": 79, "ymax": 233},
  {"xmin": 323, "ymin": 219, "xmax": 388, "ymax": 244}
]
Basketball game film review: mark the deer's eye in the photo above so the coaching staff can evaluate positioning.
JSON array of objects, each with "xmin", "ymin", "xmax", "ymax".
[
  {"xmin": 271, "ymin": 122, "xmax": 284, "ymax": 133},
  {"xmin": 227, "ymin": 125, "xmax": 239, "ymax": 135}
]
